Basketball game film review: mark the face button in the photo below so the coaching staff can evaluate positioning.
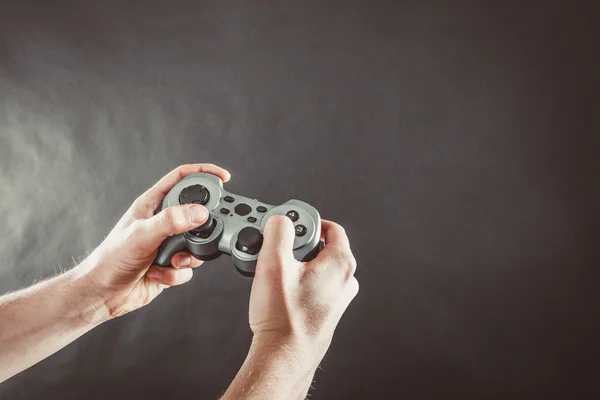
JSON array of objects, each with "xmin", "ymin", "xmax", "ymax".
[
  {"xmin": 179, "ymin": 185, "xmax": 210, "ymax": 205},
  {"xmin": 256, "ymin": 206, "xmax": 267, "ymax": 213},
  {"xmin": 235, "ymin": 227, "xmax": 263, "ymax": 255},
  {"xmin": 295, "ymin": 224, "xmax": 307, "ymax": 237},
  {"xmin": 220, "ymin": 207, "xmax": 230, "ymax": 214},
  {"xmin": 286, "ymin": 210, "xmax": 300, "ymax": 222},
  {"xmin": 235, "ymin": 203, "xmax": 252, "ymax": 216},
  {"xmin": 247, "ymin": 216, "xmax": 257, "ymax": 223},
  {"xmin": 190, "ymin": 217, "xmax": 216, "ymax": 239},
  {"xmin": 223, "ymin": 195, "xmax": 235, "ymax": 203}
]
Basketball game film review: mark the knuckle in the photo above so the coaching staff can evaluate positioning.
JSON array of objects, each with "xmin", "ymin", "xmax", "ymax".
[
  {"xmin": 346, "ymin": 254, "xmax": 357, "ymax": 274},
  {"xmin": 173, "ymin": 164, "xmax": 190, "ymax": 179},
  {"xmin": 329, "ymin": 221, "xmax": 345, "ymax": 235},
  {"xmin": 341, "ymin": 254, "xmax": 357, "ymax": 278},
  {"xmin": 131, "ymin": 196, "xmax": 144, "ymax": 211},
  {"xmin": 130, "ymin": 197, "xmax": 154, "ymax": 219},
  {"xmin": 124, "ymin": 221, "xmax": 142, "ymax": 243},
  {"xmin": 349, "ymin": 276, "xmax": 359, "ymax": 295},
  {"xmin": 161, "ymin": 273, "xmax": 178, "ymax": 286},
  {"xmin": 159, "ymin": 270, "xmax": 186, "ymax": 286},
  {"xmin": 332, "ymin": 248, "xmax": 356, "ymax": 278}
]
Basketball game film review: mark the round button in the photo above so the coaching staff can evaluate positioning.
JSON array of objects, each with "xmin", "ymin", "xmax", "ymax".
[
  {"xmin": 223, "ymin": 195, "xmax": 235, "ymax": 203},
  {"xmin": 179, "ymin": 185, "xmax": 210, "ymax": 205},
  {"xmin": 235, "ymin": 227, "xmax": 263, "ymax": 255},
  {"xmin": 286, "ymin": 210, "xmax": 300, "ymax": 222},
  {"xmin": 256, "ymin": 206, "xmax": 267, "ymax": 213},
  {"xmin": 220, "ymin": 207, "xmax": 230, "ymax": 214},
  {"xmin": 295, "ymin": 224, "xmax": 307, "ymax": 237},
  {"xmin": 235, "ymin": 203, "xmax": 252, "ymax": 216}
]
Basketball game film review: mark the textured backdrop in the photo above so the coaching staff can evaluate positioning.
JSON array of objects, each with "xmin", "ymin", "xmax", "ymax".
[{"xmin": 1, "ymin": 1, "xmax": 599, "ymax": 399}]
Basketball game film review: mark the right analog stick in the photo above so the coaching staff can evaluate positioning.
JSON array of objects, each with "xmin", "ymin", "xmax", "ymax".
[{"xmin": 235, "ymin": 227, "xmax": 263, "ymax": 255}]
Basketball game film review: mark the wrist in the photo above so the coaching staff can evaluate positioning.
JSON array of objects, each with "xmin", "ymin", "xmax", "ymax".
[
  {"xmin": 66, "ymin": 260, "xmax": 114, "ymax": 326},
  {"xmin": 222, "ymin": 333, "xmax": 322, "ymax": 400},
  {"xmin": 250, "ymin": 331, "xmax": 324, "ymax": 372}
]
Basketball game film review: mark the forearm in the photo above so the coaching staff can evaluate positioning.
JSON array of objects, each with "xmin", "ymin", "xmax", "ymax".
[
  {"xmin": 221, "ymin": 334, "xmax": 322, "ymax": 400},
  {"xmin": 0, "ymin": 266, "xmax": 106, "ymax": 383}
]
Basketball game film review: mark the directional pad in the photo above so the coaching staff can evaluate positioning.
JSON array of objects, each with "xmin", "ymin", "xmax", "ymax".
[{"xmin": 179, "ymin": 184, "xmax": 210, "ymax": 205}]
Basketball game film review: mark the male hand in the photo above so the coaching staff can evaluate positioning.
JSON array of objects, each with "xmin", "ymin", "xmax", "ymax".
[
  {"xmin": 222, "ymin": 217, "xmax": 358, "ymax": 399},
  {"xmin": 249, "ymin": 216, "xmax": 359, "ymax": 360},
  {"xmin": 73, "ymin": 163, "xmax": 231, "ymax": 322}
]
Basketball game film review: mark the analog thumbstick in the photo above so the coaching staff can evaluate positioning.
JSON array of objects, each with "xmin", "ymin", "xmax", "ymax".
[
  {"xmin": 235, "ymin": 227, "xmax": 263, "ymax": 255},
  {"xmin": 190, "ymin": 216, "xmax": 216, "ymax": 239}
]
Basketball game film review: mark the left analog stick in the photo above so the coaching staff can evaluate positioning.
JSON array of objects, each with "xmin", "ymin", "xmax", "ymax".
[{"xmin": 190, "ymin": 216, "xmax": 216, "ymax": 239}]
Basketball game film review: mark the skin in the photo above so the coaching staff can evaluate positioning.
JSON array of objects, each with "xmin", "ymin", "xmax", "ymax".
[
  {"xmin": 0, "ymin": 163, "xmax": 359, "ymax": 399},
  {"xmin": 222, "ymin": 217, "xmax": 359, "ymax": 399}
]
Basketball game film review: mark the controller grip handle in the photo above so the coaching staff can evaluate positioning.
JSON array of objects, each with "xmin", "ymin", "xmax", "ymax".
[{"xmin": 153, "ymin": 234, "xmax": 188, "ymax": 267}]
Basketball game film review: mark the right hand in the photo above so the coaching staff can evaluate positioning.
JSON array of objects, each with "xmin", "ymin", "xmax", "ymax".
[{"xmin": 249, "ymin": 216, "xmax": 359, "ymax": 359}]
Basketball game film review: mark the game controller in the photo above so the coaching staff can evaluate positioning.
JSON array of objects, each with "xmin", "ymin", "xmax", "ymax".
[{"xmin": 153, "ymin": 173, "xmax": 324, "ymax": 276}]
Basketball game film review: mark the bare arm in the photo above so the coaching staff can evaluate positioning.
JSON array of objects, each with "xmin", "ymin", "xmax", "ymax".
[
  {"xmin": 0, "ymin": 269, "xmax": 104, "ymax": 382},
  {"xmin": 0, "ymin": 164, "xmax": 359, "ymax": 398},
  {"xmin": 0, "ymin": 163, "xmax": 231, "ymax": 384},
  {"xmin": 222, "ymin": 217, "xmax": 359, "ymax": 399},
  {"xmin": 222, "ymin": 334, "xmax": 321, "ymax": 400}
]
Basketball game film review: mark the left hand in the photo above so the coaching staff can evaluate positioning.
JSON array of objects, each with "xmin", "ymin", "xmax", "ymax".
[{"xmin": 71, "ymin": 163, "xmax": 231, "ymax": 322}]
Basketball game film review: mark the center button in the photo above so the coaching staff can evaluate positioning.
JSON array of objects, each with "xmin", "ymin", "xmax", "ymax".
[{"xmin": 234, "ymin": 203, "xmax": 252, "ymax": 216}]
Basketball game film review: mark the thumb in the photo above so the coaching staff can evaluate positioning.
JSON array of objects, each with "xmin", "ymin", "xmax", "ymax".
[
  {"xmin": 258, "ymin": 215, "xmax": 296, "ymax": 264},
  {"xmin": 135, "ymin": 204, "xmax": 209, "ymax": 249}
]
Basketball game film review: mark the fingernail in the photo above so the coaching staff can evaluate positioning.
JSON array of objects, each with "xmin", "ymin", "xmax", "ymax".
[
  {"xmin": 189, "ymin": 205, "xmax": 208, "ymax": 224},
  {"xmin": 178, "ymin": 256, "xmax": 191, "ymax": 266},
  {"xmin": 147, "ymin": 269, "xmax": 161, "ymax": 279}
]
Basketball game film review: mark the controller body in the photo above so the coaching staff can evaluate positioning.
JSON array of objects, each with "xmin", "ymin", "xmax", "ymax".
[{"xmin": 153, "ymin": 173, "xmax": 323, "ymax": 276}]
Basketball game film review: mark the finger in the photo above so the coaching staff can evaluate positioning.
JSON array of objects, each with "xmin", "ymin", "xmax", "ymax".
[
  {"xmin": 134, "ymin": 204, "xmax": 209, "ymax": 249},
  {"xmin": 134, "ymin": 163, "xmax": 231, "ymax": 216},
  {"xmin": 321, "ymin": 220, "xmax": 351, "ymax": 251},
  {"xmin": 258, "ymin": 215, "xmax": 296, "ymax": 262},
  {"xmin": 313, "ymin": 220, "xmax": 357, "ymax": 276},
  {"xmin": 147, "ymin": 265, "xmax": 193, "ymax": 286},
  {"xmin": 151, "ymin": 163, "xmax": 231, "ymax": 198},
  {"xmin": 348, "ymin": 276, "xmax": 359, "ymax": 298},
  {"xmin": 171, "ymin": 252, "xmax": 204, "ymax": 269}
]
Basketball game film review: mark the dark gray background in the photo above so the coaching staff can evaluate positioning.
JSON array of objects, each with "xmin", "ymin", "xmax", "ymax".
[{"xmin": 1, "ymin": 1, "xmax": 599, "ymax": 399}]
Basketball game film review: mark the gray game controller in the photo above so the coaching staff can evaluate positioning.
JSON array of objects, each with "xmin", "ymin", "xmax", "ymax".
[{"xmin": 153, "ymin": 173, "xmax": 324, "ymax": 276}]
